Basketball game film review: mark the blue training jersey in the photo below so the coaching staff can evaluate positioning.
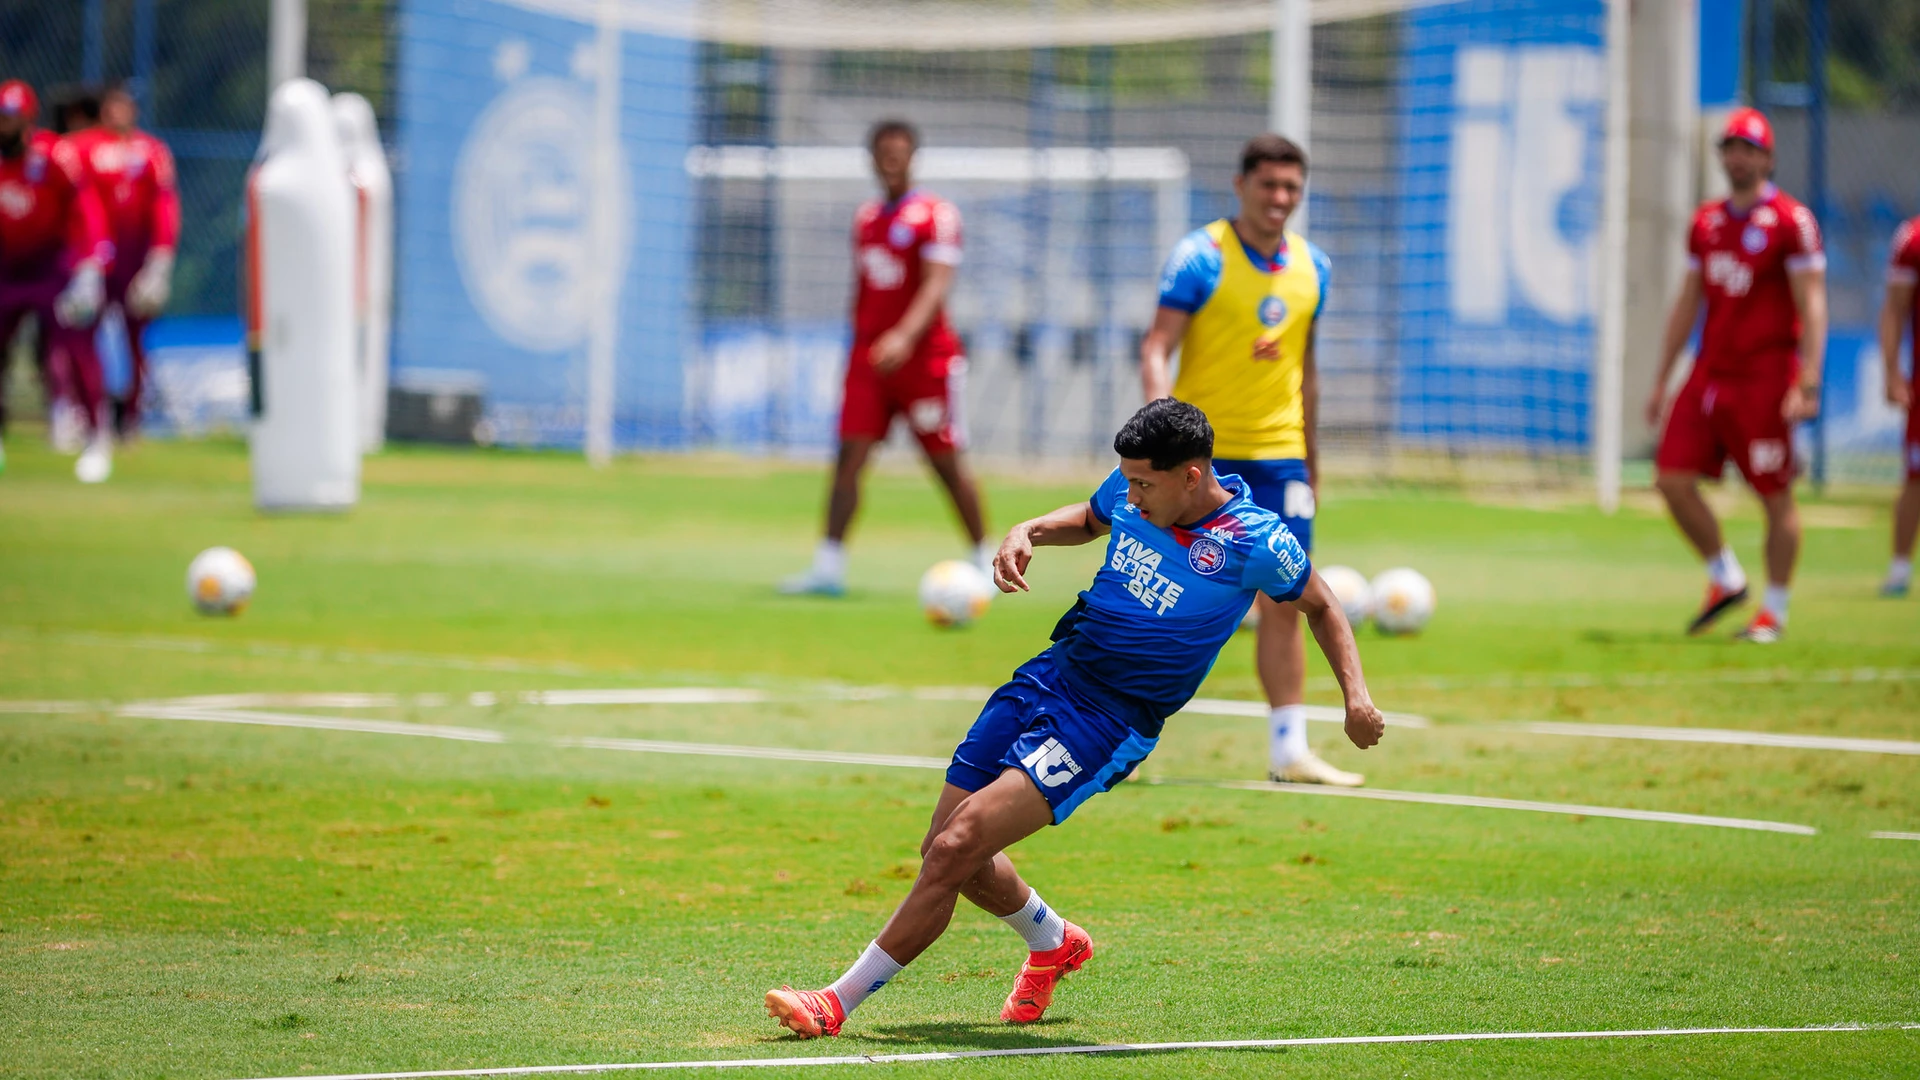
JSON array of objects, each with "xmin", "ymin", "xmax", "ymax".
[{"xmin": 1046, "ymin": 468, "xmax": 1312, "ymax": 737}]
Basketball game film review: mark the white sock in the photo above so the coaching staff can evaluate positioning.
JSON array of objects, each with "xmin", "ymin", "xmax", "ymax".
[
  {"xmin": 998, "ymin": 888, "xmax": 1067, "ymax": 953},
  {"xmin": 1707, "ymin": 546, "xmax": 1746, "ymax": 591},
  {"xmin": 1764, "ymin": 584, "xmax": 1789, "ymax": 622},
  {"xmin": 812, "ymin": 539, "xmax": 846, "ymax": 580},
  {"xmin": 972, "ymin": 539, "xmax": 995, "ymax": 574},
  {"xmin": 1269, "ymin": 704, "xmax": 1310, "ymax": 768},
  {"xmin": 825, "ymin": 940, "xmax": 903, "ymax": 1015},
  {"xmin": 1889, "ymin": 557, "xmax": 1913, "ymax": 586}
]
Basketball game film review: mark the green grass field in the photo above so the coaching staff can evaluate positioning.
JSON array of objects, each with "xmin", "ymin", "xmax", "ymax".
[{"xmin": 3, "ymin": 434, "xmax": 1917, "ymax": 1079}]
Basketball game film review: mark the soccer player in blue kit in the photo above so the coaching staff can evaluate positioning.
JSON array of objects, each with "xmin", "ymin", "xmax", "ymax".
[{"xmin": 767, "ymin": 399, "xmax": 1385, "ymax": 1038}]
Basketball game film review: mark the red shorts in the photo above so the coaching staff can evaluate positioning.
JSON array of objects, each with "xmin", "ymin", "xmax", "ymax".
[
  {"xmin": 838, "ymin": 350, "xmax": 968, "ymax": 455},
  {"xmin": 1655, "ymin": 374, "xmax": 1795, "ymax": 495},
  {"xmin": 1906, "ymin": 377, "xmax": 1920, "ymax": 481}
]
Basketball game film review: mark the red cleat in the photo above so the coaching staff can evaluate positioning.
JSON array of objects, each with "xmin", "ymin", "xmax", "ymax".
[
  {"xmin": 1735, "ymin": 609, "xmax": 1783, "ymax": 643},
  {"xmin": 764, "ymin": 986, "xmax": 846, "ymax": 1038},
  {"xmin": 1001, "ymin": 922, "xmax": 1094, "ymax": 1023},
  {"xmin": 1687, "ymin": 582, "xmax": 1749, "ymax": 635}
]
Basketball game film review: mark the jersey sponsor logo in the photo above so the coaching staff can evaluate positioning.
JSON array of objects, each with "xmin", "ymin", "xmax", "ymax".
[
  {"xmin": 0, "ymin": 181, "xmax": 33, "ymax": 219},
  {"xmin": 1790, "ymin": 205, "xmax": 1821, "ymax": 255},
  {"xmin": 1187, "ymin": 536, "xmax": 1227, "ymax": 575},
  {"xmin": 1742, "ymin": 225, "xmax": 1768, "ymax": 254},
  {"xmin": 1748, "ymin": 438, "xmax": 1787, "ymax": 476},
  {"xmin": 1705, "ymin": 251, "xmax": 1754, "ymax": 297},
  {"xmin": 1267, "ymin": 528, "xmax": 1307, "ymax": 582},
  {"xmin": 860, "ymin": 244, "xmax": 907, "ymax": 290},
  {"xmin": 1021, "ymin": 738, "xmax": 1083, "ymax": 788},
  {"xmin": 1258, "ymin": 294, "xmax": 1287, "ymax": 327},
  {"xmin": 1752, "ymin": 206, "xmax": 1778, "ymax": 227},
  {"xmin": 1111, "ymin": 533, "xmax": 1187, "ymax": 615},
  {"xmin": 887, "ymin": 218, "xmax": 916, "ymax": 250}
]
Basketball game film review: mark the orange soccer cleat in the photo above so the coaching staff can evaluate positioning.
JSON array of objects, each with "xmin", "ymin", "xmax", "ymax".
[
  {"xmin": 1735, "ymin": 608, "xmax": 1783, "ymax": 644},
  {"xmin": 764, "ymin": 986, "xmax": 846, "ymax": 1038},
  {"xmin": 1001, "ymin": 921, "xmax": 1094, "ymax": 1024},
  {"xmin": 1686, "ymin": 581, "xmax": 1749, "ymax": 635}
]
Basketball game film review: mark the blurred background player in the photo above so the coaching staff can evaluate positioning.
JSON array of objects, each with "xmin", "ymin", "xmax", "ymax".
[
  {"xmin": 69, "ymin": 82, "xmax": 178, "ymax": 438},
  {"xmin": 1138, "ymin": 134, "xmax": 1352, "ymax": 786},
  {"xmin": 780, "ymin": 120, "xmax": 989, "ymax": 596},
  {"xmin": 1646, "ymin": 107, "xmax": 1827, "ymax": 643},
  {"xmin": 1879, "ymin": 214, "xmax": 1920, "ymax": 598},
  {"xmin": 0, "ymin": 78, "xmax": 112, "ymax": 482}
]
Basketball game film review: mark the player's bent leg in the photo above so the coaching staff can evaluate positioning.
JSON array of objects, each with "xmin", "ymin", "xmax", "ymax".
[
  {"xmin": 1257, "ymin": 597, "xmax": 1361, "ymax": 787},
  {"xmin": 1739, "ymin": 488, "xmax": 1800, "ymax": 643},
  {"xmin": 1656, "ymin": 470, "xmax": 1748, "ymax": 633},
  {"xmin": 923, "ymin": 449, "xmax": 992, "ymax": 568},
  {"xmin": 1885, "ymin": 479, "xmax": 1920, "ymax": 598}
]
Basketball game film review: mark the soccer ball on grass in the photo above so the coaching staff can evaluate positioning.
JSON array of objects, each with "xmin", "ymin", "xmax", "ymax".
[
  {"xmin": 186, "ymin": 547, "xmax": 256, "ymax": 616},
  {"xmin": 1370, "ymin": 567, "xmax": 1434, "ymax": 635},
  {"xmin": 1317, "ymin": 564, "xmax": 1374, "ymax": 626},
  {"xmin": 919, "ymin": 560, "xmax": 993, "ymax": 628}
]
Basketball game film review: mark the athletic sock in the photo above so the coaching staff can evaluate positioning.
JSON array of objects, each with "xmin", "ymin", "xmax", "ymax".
[
  {"xmin": 1889, "ymin": 557, "xmax": 1913, "ymax": 587},
  {"xmin": 1707, "ymin": 546, "xmax": 1747, "ymax": 592},
  {"xmin": 998, "ymin": 888, "xmax": 1067, "ymax": 953},
  {"xmin": 1269, "ymin": 704, "xmax": 1310, "ymax": 769},
  {"xmin": 813, "ymin": 539, "xmax": 847, "ymax": 580},
  {"xmin": 1763, "ymin": 584, "xmax": 1790, "ymax": 623},
  {"xmin": 973, "ymin": 539, "xmax": 995, "ymax": 575},
  {"xmin": 825, "ymin": 940, "xmax": 904, "ymax": 1015}
]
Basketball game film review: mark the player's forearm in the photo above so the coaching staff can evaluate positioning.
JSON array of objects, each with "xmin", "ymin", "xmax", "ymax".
[
  {"xmin": 1304, "ymin": 603, "xmax": 1371, "ymax": 709},
  {"xmin": 1139, "ymin": 341, "xmax": 1172, "ymax": 401},
  {"xmin": 1301, "ymin": 336, "xmax": 1319, "ymax": 482},
  {"xmin": 1655, "ymin": 295, "xmax": 1697, "ymax": 387},
  {"xmin": 1879, "ymin": 297, "xmax": 1905, "ymax": 388},
  {"xmin": 888, "ymin": 265, "xmax": 954, "ymax": 345},
  {"xmin": 1796, "ymin": 280, "xmax": 1828, "ymax": 388},
  {"xmin": 1018, "ymin": 504, "xmax": 1100, "ymax": 548}
]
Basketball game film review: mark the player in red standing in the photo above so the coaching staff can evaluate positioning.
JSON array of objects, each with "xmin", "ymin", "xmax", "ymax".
[
  {"xmin": 1877, "ymin": 215, "xmax": 1920, "ymax": 598},
  {"xmin": 0, "ymin": 79, "xmax": 113, "ymax": 481},
  {"xmin": 780, "ymin": 119, "xmax": 990, "ymax": 596},
  {"xmin": 1646, "ymin": 108, "xmax": 1827, "ymax": 643},
  {"xmin": 68, "ymin": 82, "xmax": 179, "ymax": 438}
]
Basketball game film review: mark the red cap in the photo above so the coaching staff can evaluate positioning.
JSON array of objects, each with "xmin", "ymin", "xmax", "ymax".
[
  {"xmin": 1719, "ymin": 107, "xmax": 1773, "ymax": 152},
  {"xmin": 0, "ymin": 80, "xmax": 36, "ymax": 122}
]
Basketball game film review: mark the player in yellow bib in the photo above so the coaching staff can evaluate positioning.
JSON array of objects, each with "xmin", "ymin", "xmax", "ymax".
[{"xmin": 1139, "ymin": 134, "xmax": 1359, "ymax": 787}]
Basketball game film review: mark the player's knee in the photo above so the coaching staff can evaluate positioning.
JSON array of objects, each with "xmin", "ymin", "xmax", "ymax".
[
  {"xmin": 921, "ymin": 823, "xmax": 988, "ymax": 886},
  {"xmin": 1653, "ymin": 471, "xmax": 1695, "ymax": 498}
]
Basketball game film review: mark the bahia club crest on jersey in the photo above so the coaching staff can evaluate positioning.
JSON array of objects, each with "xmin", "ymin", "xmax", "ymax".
[{"xmin": 1046, "ymin": 468, "xmax": 1311, "ymax": 737}]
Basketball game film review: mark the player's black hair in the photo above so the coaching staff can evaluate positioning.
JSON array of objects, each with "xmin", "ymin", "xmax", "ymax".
[
  {"xmin": 49, "ymin": 83, "xmax": 101, "ymax": 134},
  {"xmin": 1240, "ymin": 133, "xmax": 1308, "ymax": 177},
  {"xmin": 868, "ymin": 118, "xmax": 918, "ymax": 152},
  {"xmin": 1114, "ymin": 398, "xmax": 1214, "ymax": 471}
]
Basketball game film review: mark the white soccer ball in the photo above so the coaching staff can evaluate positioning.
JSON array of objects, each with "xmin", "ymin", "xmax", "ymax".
[
  {"xmin": 186, "ymin": 547, "xmax": 256, "ymax": 616},
  {"xmin": 919, "ymin": 559, "xmax": 993, "ymax": 629},
  {"xmin": 1370, "ymin": 567, "xmax": 1435, "ymax": 635},
  {"xmin": 1318, "ymin": 564, "xmax": 1374, "ymax": 626}
]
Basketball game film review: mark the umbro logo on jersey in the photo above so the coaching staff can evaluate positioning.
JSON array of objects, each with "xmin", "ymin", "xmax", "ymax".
[{"xmin": 1021, "ymin": 738, "xmax": 1083, "ymax": 788}]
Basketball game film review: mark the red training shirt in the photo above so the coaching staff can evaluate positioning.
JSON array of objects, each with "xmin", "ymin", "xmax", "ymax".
[
  {"xmin": 1686, "ymin": 182, "xmax": 1824, "ymax": 384},
  {"xmin": 851, "ymin": 189, "xmax": 962, "ymax": 372},
  {"xmin": 0, "ymin": 129, "xmax": 111, "ymax": 280},
  {"xmin": 68, "ymin": 125, "xmax": 180, "ymax": 256},
  {"xmin": 1887, "ymin": 215, "xmax": 1920, "ymax": 381}
]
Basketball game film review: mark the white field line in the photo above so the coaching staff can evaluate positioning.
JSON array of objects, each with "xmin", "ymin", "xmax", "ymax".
[
  {"xmin": 115, "ymin": 706, "xmax": 507, "ymax": 744},
  {"xmin": 0, "ymin": 699, "xmax": 96, "ymax": 713},
  {"xmin": 1326, "ymin": 665, "xmax": 1920, "ymax": 693},
  {"xmin": 523, "ymin": 689, "xmax": 768, "ymax": 706},
  {"xmin": 1181, "ymin": 697, "xmax": 1430, "ymax": 728},
  {"xmin": 1871, "ymin": 831, "xmax": 1920, "ymax": 842},
  {"xmin": 132, "ymin": 693, "xmax": 405, "ymax": 709},
  {"xmin": 554, "ymin": 735, "xmax": 945, "ymax": 770},
  {"xmin": 1523, "ymin": 721, "xmax": 1920, "ymax": 756},
  {"xmin": 228, "ymin": 1023, "xmax": 1913, "ymax": 1079},
  {"xmin": 1165, "ymin": 778, "xmax": 1818, "ymax": 835}
]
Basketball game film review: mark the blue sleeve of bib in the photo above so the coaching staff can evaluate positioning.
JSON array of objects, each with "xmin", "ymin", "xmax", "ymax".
[
  {"xmin": 1241, "ymin": 523, "xmax": 1312, "ymax": 602},
  {"xmin": 1157, "ymin": 229, "xmax": 1223, "ymax": 314},
  {"xmin": 1308, "ymin": 240, "xmax": 1332, "ymax": 321},
  {"xmin": 1087, "ymin": 468, "xmax": 1127, "ymax": 525}
]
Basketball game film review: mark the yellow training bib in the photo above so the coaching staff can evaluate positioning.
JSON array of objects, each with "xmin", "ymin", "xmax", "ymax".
[{"xmin": 1172, "ymin": 220, "xmax": 1321, "ymax": 460}]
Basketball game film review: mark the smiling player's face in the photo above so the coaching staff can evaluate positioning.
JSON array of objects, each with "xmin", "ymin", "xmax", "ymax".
[
  {"xmin": 1233, "ymin": 161, "xmax": 1304, "ymax": 238},
  {"xmin": 1119, "ymin": 457, "xmax": 1204, "ymax": 528},
  {"xmin": 1718, "ymin": 139, "xmax": 1770, "ymax": 192}
]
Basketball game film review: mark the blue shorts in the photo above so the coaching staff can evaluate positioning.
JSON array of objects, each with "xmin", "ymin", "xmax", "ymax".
[
  {"xmin": 946, "ymin": 653, "xmax": 1158, "ymax": 825},
  {"xmin": 1214, "ymin": 457, "xmax": 1313, "ymax": 553}
]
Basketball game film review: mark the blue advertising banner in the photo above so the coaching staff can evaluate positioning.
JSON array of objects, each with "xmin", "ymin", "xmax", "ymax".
[
  {"xmin": 394, "ymin": 0, "xmax": 695, "ymax": 447},
  {"xmin": 1397, "ymin": 0, "xmax": 1606, "ymax": 449}
]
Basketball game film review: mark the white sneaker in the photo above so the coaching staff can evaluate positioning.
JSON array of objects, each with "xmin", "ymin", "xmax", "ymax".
[
  {"xmin": 1269, "ymin": 751, "xmax": 1365, "ymax": 787},
  {"xmin": 74, "ymin": 437, "xmax": 112, "ymax": 484},
  {"xmin": 50, "ymin": 402, "xmax": 86, "ymax": 453},
  {"xmin": 776, "ymin": 567, "xmax": 845, "ymax": 597}
]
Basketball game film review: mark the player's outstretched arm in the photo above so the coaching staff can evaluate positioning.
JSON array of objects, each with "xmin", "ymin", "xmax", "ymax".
[
  {"xmin": 1294, "ymin": 571, "xmax": 1385, "ymax": 750},
  {"xmin": 992, "ymin": 502, "xmax": 1109, "ymax": 594}
]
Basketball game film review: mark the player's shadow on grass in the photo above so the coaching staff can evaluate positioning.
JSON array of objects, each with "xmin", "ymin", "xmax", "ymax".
[{"xmin": 850, "ymin": 1018, "xmax": 1095, "ymax": 1050}]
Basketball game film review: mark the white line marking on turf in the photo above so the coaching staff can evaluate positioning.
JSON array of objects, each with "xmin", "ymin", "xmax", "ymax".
[
  {"xmin": 116, "ymin": 706, "xmax": 507, "ymax": 743},
  {"xmin": 1160, "ymin": 777, "xmax": 1817, "ymax": 835},
  {"xmin": 0, "ymin": 700, "xmax": 96, "ymax": 713},
  {"xmin": 1181, "ymin": 697, "xmax": 1431, "ymax": 728},
  {"xmin": 522, "ymin": 689, "xmax": 768, "ymax": 706},
  {"xmin": 227, "ymin": 1023, "xmax": 1912, "ymax": 1078},
  {"xmin": 554, "ymin": 735, "xmax": 945, "ymax": 770},
  {"xmin": 1872, "ymin": 831, "xmax": 1920, "ymax": 842},
  {"xmin": 132, "ymin": 693, "xmax": 406, "ymax": 710},
  {"xmin": 1332, "ymin": 665, "xmax": 1920, "ymax": 693},
  {"xmin": 1523, "ymin": 721, "xmax": 1920, "ymax": 756}
]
